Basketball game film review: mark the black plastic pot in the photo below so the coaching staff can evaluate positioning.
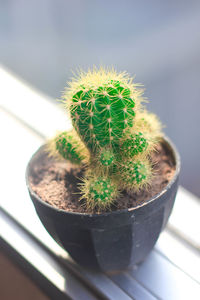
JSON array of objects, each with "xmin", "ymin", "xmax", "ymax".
[{"xmin": 26, "ymin": 137, "xmax": 180, "ymax": 272}]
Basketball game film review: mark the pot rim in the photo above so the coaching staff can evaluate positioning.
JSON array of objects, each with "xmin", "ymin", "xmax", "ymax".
[{"xmin": 26, "ymin": 136, "xmax": 180, "ymax": 217}]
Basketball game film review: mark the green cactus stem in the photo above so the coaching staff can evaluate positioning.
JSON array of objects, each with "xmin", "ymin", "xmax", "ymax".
[
  {"xmin": 80, "ymin": 175, "xmax": 119, "ymax": 210},
  {"xmin": 134, "ymin": 111, "xmax": 162, "ymax": 139},
  {"xmin": 121, "ymin": 132, "xmax": 148, "ymax": 157},
  {"xmin": 99, "ymin": 148, "xmax": 115, "ymax": 166},
  {"xmin": 70, "ymin": 82, "xmax": 136, "ymax": 150},
  {"xmin": 48, "ymin": 130, "xmax": 89, "ymax": 165},
  {"xmin": 65, "ymin": 68, "xmax": 143, "ymax": 152},
  {"xmin": 118, "ymin": 157, "xmax": 152, "ymax": 191}
]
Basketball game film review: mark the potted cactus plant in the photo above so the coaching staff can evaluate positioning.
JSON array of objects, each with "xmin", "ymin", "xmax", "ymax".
[{"xmin": 26, "ymin": 67, "xmax": 180, "ymax": 272}]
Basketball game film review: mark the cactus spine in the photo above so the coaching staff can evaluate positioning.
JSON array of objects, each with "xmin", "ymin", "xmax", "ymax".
[{"xmin": 49, "ymin": 67, "xmax": 162, "ymax": 211}]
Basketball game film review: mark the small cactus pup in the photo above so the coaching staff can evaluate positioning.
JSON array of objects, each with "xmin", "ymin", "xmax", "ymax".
[{"xmin": 49, "ymin": 67, "xmax": 163, "ymax": 212}]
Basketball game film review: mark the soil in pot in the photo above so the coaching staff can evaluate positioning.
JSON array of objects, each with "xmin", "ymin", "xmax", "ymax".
[{"xmin": 29, "ymin": 140, "xmax": 176, "ymax": 214}]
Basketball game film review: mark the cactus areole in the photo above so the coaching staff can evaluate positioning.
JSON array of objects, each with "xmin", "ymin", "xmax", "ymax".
[
  {"xmin": 48, "ymin": 67, "xmax": 164, "ymax": 211},
  {"xmin": 27, "ymin": 67, "xmax": 180, "ymax": 271}
]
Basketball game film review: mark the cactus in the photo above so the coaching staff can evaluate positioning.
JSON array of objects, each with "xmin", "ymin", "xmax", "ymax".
[
  {"xmin": 80, "ymin": 174, "xmax": 119, "ymax": 210},
  {"xmin": 99, "ymin": 148, "xmax": 115, "ymax": 166},
  {"xmin": 47, "ymin": 129, "xmax": 89, "ymax": 165},
  {"xmin": 121, "ymin": 132, "xmax": 148, "ymax": 157},
  {"xmin": 49, "ymin": 67, "xmax": 162, "ymax": 211},
  {"xmin": 70, "ymin": 81, "xmax": 136, "ymax": 150},
  {"xmin": 118, "ymin": 157, "xmax": 152, "ymax": 191}
]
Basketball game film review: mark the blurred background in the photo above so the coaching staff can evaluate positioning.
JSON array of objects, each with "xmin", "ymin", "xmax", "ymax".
[{"xmin": 0, "ymin": 0, "xmax": 200, "ymax": 197}]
